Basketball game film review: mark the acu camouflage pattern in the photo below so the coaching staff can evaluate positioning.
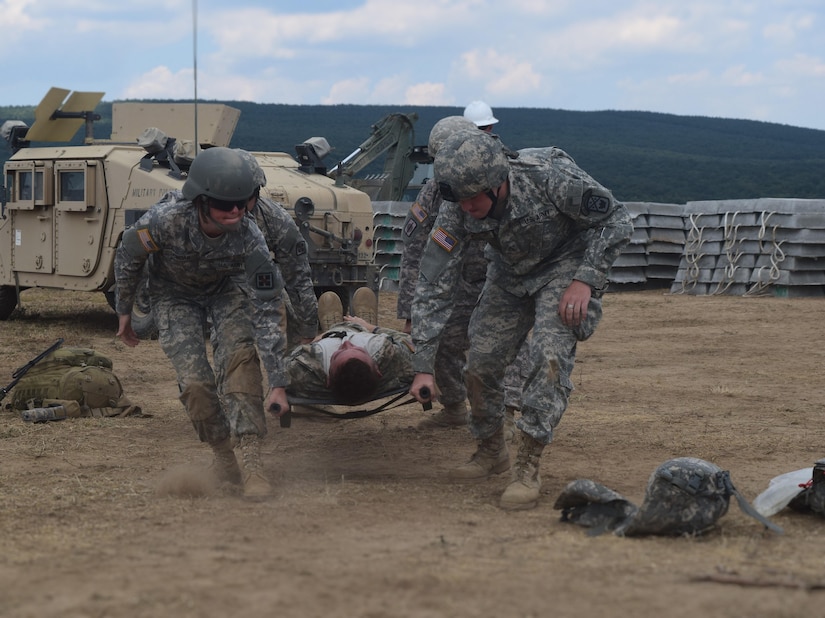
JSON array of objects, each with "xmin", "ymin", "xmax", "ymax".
[
  {"xmin": 115, "ymin": 195, "xmax": 283, "ymax": 443},
  {"xmin": 397, "ymin": 179, "xmax": 527, "ymax": 408},
  {"xmin": 554, "ymin": 457, "xmax": 783, "ymax": 537},
  {"xmin": 433, "ymin": 131, "xmax": 510, "ymax": 200},
  {"xmin": 553, "ymin": 479, "xmax": 638, "ymax": 536},
  {"xmin": 618, "ymin": 457, "xmax": 733, "ymax": 536},
  {"xmin": 234, "ymin": 148, "xmax": 318, "ymax": 342},
  {"xmin": 285, "ymin": 323, "xmax": 415, "ymax": 402},
  {"xmin": 788, "ymin": 458, "xmax": 825, "ymax": 516},
  {"xmin": 250, "ymin": 194, "xmax": 318, "ymax": 346},
  {"xmin": 412, "ymin": 147, "xmax": 632, "ymax": 444}
]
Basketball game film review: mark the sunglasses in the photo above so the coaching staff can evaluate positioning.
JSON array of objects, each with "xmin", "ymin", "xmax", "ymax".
[{"xmin": 209, "ymin": 198, "xmax": 248, "ymax": 213}]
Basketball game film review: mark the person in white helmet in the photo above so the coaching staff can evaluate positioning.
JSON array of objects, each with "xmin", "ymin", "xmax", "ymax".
[{"xmin": 463, "ymin": 100, "xmax": 499, "ymax": 133}]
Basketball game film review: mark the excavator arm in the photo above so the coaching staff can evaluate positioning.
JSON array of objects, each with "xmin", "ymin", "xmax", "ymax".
[{"xmin": 328, "ymin": 112, "xmax": 430, "ymax": 201}]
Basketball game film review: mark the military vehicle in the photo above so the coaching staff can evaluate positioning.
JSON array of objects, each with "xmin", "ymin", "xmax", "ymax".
[{"xmin": 0, "ymin": 87, "xmax": 381, "ymax": 329}]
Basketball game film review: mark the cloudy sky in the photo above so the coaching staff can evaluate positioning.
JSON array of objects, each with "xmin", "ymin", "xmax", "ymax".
[{"xmin": 3, "ymin": 0, "xmax": 824, "ymax": 131}]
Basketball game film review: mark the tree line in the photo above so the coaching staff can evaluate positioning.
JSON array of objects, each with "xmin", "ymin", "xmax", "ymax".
[{"xmin": 2, "ymin": 101, "xmax": 823, "ymax": 204}]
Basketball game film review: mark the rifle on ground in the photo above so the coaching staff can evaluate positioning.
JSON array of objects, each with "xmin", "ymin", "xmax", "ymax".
[{"xmin": 0, "ymin": 338, "xmax": 64, "ymax": 403}]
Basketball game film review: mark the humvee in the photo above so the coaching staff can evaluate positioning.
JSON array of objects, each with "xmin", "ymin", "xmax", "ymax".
[{"xmin": 0, "ymin": 88, "xmax": 379, "ymax": 329}]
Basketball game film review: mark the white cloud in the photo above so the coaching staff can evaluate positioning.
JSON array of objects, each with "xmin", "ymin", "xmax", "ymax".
[
  {"xmin": 2, "ymin": 0, "xmax": 825, "ymax": 131},
  {"xmin": 404, "ymin": 83, "xmax": 453, "ymax": 106},
  {"xmin": 322, "ymin": 78, "xmax": 373, "ymax": 105},
  {"xmin": 722, "ymin": 65, "xmax": 766, "ymax": 87}
]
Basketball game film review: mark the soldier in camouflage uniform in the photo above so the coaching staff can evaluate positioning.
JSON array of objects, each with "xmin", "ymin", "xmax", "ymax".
[
  {"xmin": 397, "ymin": 116, "xmax": 527, "ymax": 435},
  {"xmin": 233, "ymin": 149, "xmax": 318, "ymax": 349},
  {"xmin": 115, "ymin": 147, "xmax": 289, "ymax": 500},
  {"xmin": 287, "ymin": 289, "xmax": 414, "ymax": 404},
  {"xmin": 409, "ymin": 131, "xmax": 633, "ymax": 510}
]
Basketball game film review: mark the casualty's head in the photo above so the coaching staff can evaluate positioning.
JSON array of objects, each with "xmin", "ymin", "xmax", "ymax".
[{"xmin": 327, "ymin": 340, "xmax": 382, "ymax": 405}]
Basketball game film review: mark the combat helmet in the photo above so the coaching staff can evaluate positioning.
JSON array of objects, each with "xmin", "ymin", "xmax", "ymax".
[
  {"xmin": 554, "ymin": 457, "xmax": 783, "ymax": 537},
  {"xmin": 182, "ymin": 147, "xmax": 257, "ymax": 202},
  {"xmin": 234, "ymin": 148, "xmax": 267, "ymax": 188},
  {"xmin": 428, "ymin": 116, "xmax": 477, "ymax": 157},
  {"xmin": 434, "ymin": 130, "xmax": 510, "ymax": 202}
]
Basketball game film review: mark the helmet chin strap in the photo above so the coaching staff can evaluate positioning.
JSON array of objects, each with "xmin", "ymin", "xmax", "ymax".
[{"xmin": 485, "ymin": 181, "xmax": 509, "ymax": 220}]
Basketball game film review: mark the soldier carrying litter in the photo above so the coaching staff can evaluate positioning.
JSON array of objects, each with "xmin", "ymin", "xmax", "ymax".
[{"xmin": 409, "ymin": 130, "xmax": 633, "ymax": 510}]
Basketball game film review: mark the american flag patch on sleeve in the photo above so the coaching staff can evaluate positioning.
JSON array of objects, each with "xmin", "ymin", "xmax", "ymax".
[
  {"xmin": 432, "ymin": 227, "xmax": 458, "ymax": 252},
  {"xmin": 137, "ymin": 228, "xmax": 160, "ymax": 253},
  {"xmin": 410, "ymin": 202, "xmax": 428, "ymax": 223}
]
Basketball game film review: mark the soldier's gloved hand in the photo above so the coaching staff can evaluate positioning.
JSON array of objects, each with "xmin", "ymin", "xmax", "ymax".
[{"xmin": 410, "ymin": 373, "xmax": 435, "ymax": 404}]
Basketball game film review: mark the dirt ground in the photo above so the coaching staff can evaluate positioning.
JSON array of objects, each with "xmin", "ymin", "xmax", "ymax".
[{"xmin": 1, "ymin": 286, "xmax": 824, "ymax": 618}]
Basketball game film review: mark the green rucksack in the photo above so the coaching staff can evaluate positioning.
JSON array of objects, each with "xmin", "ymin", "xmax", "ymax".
[{"xmin": 9, "ymin": 347, "xmax": 141, "ymax": 418}]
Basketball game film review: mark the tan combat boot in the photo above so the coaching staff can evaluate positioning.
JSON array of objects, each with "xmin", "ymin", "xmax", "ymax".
[
  {"xmin": 210, "ymin": 437, "xmax": 242, "ymax": 485},
  {"xmin": 500, "ymin": 431, "xmax": 545, "ymax": 510},
  {"xmin": 503, "ymin": 406, "xmax": 518, "ymax": 443},
  {"xmin": 449, "ymin": 428, "xmax": 510, "ymax": 480},
  {"xmin": 352, "ymin": 287, "xmax": 378, "ymax": 325},
  {"xmin": 318, "ymin": 291, "xmax": 344, "ymax": 331},
  {"xmin": 417, "ymin": 400, "xmax": 468, "ymax": 429},
  {"xmin": 238, "ymin": 435, "xmax": 274, "ymax": 499}
]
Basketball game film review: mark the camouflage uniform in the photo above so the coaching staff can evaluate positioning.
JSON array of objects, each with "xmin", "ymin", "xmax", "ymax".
[
  {"xmin": 412, "ymin": 147, "xmax": 633, "ymax": 444},
  {"xmin": 158, "ymin": 188, "xmax": 318, "ymax": 352},
  {"xmin": 397, "ymin": 179, "xmax": 526, "ymax": 409},
  {"xmin": 250, "ymin": 194, "xmax": 318, "ymax": 348},
  {"xmin": 285, "ymin": 323, "xmax": 414, "ymax": 400},
  {"xmin": 115, "ymin": 196, "xmax": 284, "ymax": 444}
]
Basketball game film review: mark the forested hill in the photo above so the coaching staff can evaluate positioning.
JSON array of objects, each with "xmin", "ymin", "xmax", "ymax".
[{"xmin": 2, "ymin": 100, "xmax": 824, "ymax": 204}]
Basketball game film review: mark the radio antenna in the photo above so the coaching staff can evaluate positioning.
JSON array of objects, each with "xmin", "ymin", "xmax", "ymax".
[{"xmin": 192, "ymin": 0, "xmax": 199, "ymax": 152}]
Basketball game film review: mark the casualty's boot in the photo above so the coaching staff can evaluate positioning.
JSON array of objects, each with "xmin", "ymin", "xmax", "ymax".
[
  {"xmin": 500, "ymin": 431, "xmax": 545, "ymax": 510},
  {"xmin": 503, "ymin": 406, "xmax": 518, "ymax": 443},
  {"xmin": 417, "ymin": 400, "xmax": 468, "ymax": 429},
  {"xmin": 238, "ymin": 435, "xmax": 274, "ymax": 499},
  {"xmin": 352, "ymin": 287, "xmax": 379, "ymax": 326},
  {"xmin": 318, "ymin": 291, "xmax": 344, "ymax": 331},
  {"xmin": 210, "ymin": 437, "xmax": 242, "ymax": 485},
  {"xmin": 449, "ymin": 428, "xmax": 510, "ymax": 480}
]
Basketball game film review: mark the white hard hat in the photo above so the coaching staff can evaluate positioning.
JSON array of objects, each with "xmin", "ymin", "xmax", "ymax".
[{"xmin": 463, "ymin": 100, "xmax": 499, "ymax": 127}]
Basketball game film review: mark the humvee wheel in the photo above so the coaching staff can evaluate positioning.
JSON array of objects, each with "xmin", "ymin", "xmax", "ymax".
[
  {"xmin": 0, "ymin": 286, "xmax": 19, "ymax": 320},
  {"xmin": 131, "ymin": 275, "xmax": 158, "ymax": 340}
]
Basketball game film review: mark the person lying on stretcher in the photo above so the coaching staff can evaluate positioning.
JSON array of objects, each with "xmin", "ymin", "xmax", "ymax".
[{"xmin": 285, "ymin": 288, "xmax": 416, "ymax": 405}]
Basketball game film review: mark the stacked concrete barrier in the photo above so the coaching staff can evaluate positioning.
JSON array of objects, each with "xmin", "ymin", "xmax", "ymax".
[
  {"xmin": 372, "ymin": 201, "xmax": 409, "ymax": 292},
  {"xmin": 371, "ymin": 198, "xmax": 825, "ymax": 297},
  {"xmin": 670, "ymin": 198, "xmax": 825, "ymax": 297}
]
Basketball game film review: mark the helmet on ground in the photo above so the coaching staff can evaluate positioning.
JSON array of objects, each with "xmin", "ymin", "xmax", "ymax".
[
  {"xmin": 434, "ymin": 131, "xmax": 510, "ymax": 201},
  {"xmin": 463, "ymin": 100, "xmax": 498, "ymax": 127},
  {"xmin": 555, "ymin": 457, "xmax": 783, "ymax": 538},
  {"xmin": 234, "ymin": 149, "xmax": 267, "ymax": 187},
  {"xmin": 428, "ymin": 116, "xmax": 477, "ymax": 157},
  {"xmin": 616, "ymin": 457, "xmax": 732, "ymax": 537},
  {"xmin": 182, "ymin": 147, "xmax": 257, "ymax": 202}
]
